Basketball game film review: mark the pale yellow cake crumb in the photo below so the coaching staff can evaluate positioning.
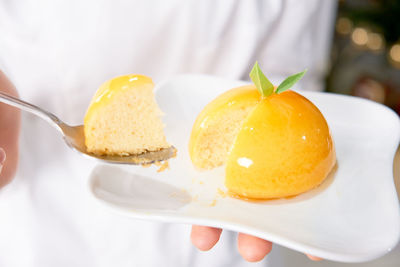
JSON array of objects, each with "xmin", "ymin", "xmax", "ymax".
[
  {"xmin": 217, "ymin": 188, "xmax": 227, "ymax": 198},
  {"xmin": 84, "ymin": 74, "xmax": 170, "ymax": 156},
  {"xmin": 141, "ymin": 163, "xmax": 152, "ymax": 168},
  {"xmin": 209, "ymin": 199, "xmax": 217, "ymax": 207},
  {"xmin": 156, "ymin": 161, "xmax": 170, "ymax": 173}
]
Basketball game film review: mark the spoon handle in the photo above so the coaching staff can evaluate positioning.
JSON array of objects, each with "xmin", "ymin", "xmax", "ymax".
[{"xmin": 0, "ymin": 91, "xmax": 63, "ymax": 130}]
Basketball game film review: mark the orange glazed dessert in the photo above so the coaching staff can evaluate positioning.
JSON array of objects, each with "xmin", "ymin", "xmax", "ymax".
[
  {"xmin": 84, "ymin": 74, "xmax": 170, "ymax": 156},
  {"xmin": 189, "ymin": 63, "xmax": 336, "ymax": 199}
]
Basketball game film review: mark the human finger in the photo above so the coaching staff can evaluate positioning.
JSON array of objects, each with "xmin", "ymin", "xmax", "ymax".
[
  {"xmin": 190, "ymin": 225, "xmax": 223, "ymax": 251},
  {"xmin": 237, "ymin": 233, "xmax": 272, "ymax": 262},
  {"xmin": 306, "ymin": 254, "xmax": 323, "ymax": 261},
  {"xmin": 0, "ymin": 147, "xmax": 5, "ymax": 173}
]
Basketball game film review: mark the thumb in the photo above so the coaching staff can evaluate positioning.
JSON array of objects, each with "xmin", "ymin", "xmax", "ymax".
[{"xmin": 0, "ymin": 148, "xmax": 6, "ymax": 173}]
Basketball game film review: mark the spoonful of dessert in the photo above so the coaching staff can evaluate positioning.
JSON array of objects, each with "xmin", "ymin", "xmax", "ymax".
[{"xmin": 0, "ymin": 74, "xmax": 176, "ymax": 165}]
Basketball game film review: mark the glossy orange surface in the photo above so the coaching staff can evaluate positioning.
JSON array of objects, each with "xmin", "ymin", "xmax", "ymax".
[
  {"xmin": 226, "ymin": 90, "xmax": 336, "ymax": 199},
  {"xmin": 84, "ymin": 74, "xmax": 153, "ymax": 125}
]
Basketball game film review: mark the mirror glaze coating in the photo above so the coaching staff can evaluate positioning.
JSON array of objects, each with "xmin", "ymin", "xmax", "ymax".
[{"xmin": 226, "ymin": 90, "xmax": 336, "ymax": 199}]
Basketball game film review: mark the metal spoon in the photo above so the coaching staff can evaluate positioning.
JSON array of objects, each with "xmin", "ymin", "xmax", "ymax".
[{"xmin": 0, "ymin": 91, "xmax": 176, "ymax": 165}]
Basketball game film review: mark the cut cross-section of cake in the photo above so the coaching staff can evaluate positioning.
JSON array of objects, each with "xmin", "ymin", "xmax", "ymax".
[
  {"xmin": 84, "ymin": 74, "xmax": 170, "ymax": 156},
  {"xmin": 189, "ymin": 85, "xmax": 259, "ymax": 169}
]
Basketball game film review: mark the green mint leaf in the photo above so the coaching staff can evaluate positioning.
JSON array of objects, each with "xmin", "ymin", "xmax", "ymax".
[
  {"xmin": 249, "ymin": 61, "xmax": 274, "ymax": 98},
  {"xmin": 275, "ymin": 69, "xmax": 307, "ymax": 94}
]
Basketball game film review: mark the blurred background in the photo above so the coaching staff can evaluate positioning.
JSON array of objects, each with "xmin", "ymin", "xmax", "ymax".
[
  {"xmin": 327, "ymin": 0, "xmax": 400, "ymax": 112},
  {"xmin": 325, "ymin": 0, "xmax": 400, "ymax": 196}
]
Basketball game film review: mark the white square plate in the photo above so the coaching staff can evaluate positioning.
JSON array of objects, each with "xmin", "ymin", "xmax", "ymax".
[{"xmin": 89, "ymin": 74, "xmax": 400, "ymax": 263}]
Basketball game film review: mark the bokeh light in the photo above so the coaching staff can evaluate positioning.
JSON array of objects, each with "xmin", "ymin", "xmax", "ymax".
[
  {"xmin": 336, "ymin": 17, "xmax": 353, "ymax": 35},
  {"xmin": 351, "ymin": 27, "xmax": 368, "ymax": 46},
  {"xmin": 389, "ymin": 44, "xmax": 400, "ymax": 63},
  {"xmin": 367, "ymin": 32, "xmax": 384, "ymax": 51}
]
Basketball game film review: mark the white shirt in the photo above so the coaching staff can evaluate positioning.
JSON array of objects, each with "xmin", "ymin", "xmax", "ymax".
[{"xmin": 0, "ymin": 1, "xmax": 343, "ymax": 266}]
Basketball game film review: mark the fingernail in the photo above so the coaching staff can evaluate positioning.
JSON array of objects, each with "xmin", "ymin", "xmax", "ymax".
[{"xmin": 0, "ymin": 148, "xmax": 6, "ymax": 165}]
